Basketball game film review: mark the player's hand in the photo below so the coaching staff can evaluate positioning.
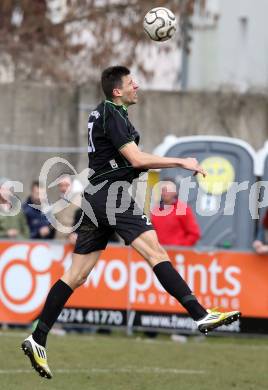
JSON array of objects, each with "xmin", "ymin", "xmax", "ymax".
[{"xmin": 181, "ymin": 158, "xmax": 207, "ymax": 178}]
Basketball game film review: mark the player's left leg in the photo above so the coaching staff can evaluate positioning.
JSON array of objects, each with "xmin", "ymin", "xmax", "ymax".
[
  {"xmin": 21, "ymin": 195, "xmax": 115, "ymax": 379},
  {"xmin": 21, "ymin": 251, "xmax": 100, "ymax": 379},
  {"xmin": 131, "ymin": 230, "xmax": 241, "ymax": 333}
]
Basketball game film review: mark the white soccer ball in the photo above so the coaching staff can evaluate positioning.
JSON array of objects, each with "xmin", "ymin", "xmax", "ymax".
[{"xmin": 143, "ymin": 7, "xmax": 177, "ymax": 42}]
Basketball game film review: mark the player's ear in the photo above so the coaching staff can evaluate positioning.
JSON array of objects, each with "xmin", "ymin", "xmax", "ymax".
[{"xmin": 113, "ymin": 88, "xmax": 122, "ymax": 97}]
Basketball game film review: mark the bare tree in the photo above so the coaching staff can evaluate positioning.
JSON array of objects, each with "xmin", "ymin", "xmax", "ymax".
[{"xmin": 0, "ymin": 0, "xmax": 197, "ymax": 84}]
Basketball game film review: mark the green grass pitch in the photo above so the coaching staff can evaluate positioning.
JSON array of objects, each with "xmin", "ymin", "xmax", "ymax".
[{"xmin": 0, "ymin": 330, "xmax": 267, "ymax": 390}]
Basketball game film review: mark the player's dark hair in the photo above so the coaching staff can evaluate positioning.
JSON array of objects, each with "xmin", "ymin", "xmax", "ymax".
[{"xmin": 101, "ymin": 66, "xmax": 130, "ymax": 99}]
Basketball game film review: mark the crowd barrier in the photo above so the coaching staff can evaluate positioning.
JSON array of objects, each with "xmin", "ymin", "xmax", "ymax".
[{"xmin": 0, "ymin": 240, "xmax": 267, "ymax": 334}]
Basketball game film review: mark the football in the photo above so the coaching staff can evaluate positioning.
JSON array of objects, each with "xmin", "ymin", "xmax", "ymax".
[{"xmin": 143, "ymin": 7, "xmax": 177, "ymax": 42}]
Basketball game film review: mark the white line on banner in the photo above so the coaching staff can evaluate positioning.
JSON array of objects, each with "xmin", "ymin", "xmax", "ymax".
[{"xmin": 127, "ymin": 311, "xmax": 136, "ymax": 327}]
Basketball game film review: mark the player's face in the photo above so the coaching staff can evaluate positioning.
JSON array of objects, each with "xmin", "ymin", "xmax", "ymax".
[{"xmin": 114, "ymin": 75, "xmax": 138, "ymax": 106}]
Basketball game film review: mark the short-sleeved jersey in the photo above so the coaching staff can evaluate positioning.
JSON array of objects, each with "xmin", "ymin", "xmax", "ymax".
[{"xmin": 87, "ymin": 100, "xmax": 144, "ymax": 183}]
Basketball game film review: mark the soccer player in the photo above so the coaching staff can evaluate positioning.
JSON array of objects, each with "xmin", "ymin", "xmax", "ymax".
[{"xmin": 21, "ymin": 66, "xmax": 241, "ymax": 379}]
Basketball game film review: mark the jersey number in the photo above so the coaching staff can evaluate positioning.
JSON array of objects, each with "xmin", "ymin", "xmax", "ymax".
[
  {"xmin": 142, "ymin": 214, "xmax": 152, "ymax": 226},
  {"xmin": 88, "ymin": 122, "xmax": 95, "ymax": 153}
]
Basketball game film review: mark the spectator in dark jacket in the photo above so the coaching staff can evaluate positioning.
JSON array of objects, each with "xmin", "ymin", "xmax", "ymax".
[{"xmin": 23, "ymin": 181, "xmax": 55, "ymax": 239}]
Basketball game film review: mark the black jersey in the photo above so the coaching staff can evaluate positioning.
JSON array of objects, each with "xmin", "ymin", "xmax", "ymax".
[
  {"xmin": 73, "ymin": 100, "xmax": 154, "ymax": 254},
  {"xmin": 87, "ymin": 100, "xmax": 144, "ymax": 183}
]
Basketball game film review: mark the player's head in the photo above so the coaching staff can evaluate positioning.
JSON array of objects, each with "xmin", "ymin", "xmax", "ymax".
[{"xmin": 101, "ymin": 66, "xmax": 138, "ymax": 106}]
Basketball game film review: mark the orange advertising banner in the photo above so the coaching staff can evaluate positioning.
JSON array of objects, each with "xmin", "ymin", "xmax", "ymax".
[
  {"xmin": 129, "ymin": 248, "xmax": 268, "ymax": 318},
  {"xmin": 0, "ymin": 241, "xmax": 268, "ymax": 324}
]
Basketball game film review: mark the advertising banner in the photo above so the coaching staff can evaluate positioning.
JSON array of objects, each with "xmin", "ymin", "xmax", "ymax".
[{"xmin": 0, "ymin": 241, "xmax": 267, "ymax": 333}]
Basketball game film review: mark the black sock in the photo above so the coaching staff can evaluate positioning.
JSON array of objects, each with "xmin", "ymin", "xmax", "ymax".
[
  {"xmin": 32, "ymin": 279, "xmax": 73, "ymax": 347},
  {"xmin": 153, "ymin": 261, "xmax": 207, "ymax": 321}
]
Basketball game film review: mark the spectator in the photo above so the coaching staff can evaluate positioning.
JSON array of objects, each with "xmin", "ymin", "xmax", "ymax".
[
  {"xmin": 54, "ymin": 174, "xmax": 81, "ymax": 241},
  {"xmin": 23, "ymin": 181, "xmax": 55, "ymax": 239},
  {"xmin": 0, "ymin": 177, "xmax": 29, "ymax": 239},
  {"xmin": 253, "ymin": 209, "xmax": 268, "ymax": 254},
  {"xmin": 151, "ymin": 180, "xmax": 201, "ymax": 246}
]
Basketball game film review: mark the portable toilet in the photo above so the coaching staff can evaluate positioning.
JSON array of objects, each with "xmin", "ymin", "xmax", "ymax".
[{"xmin": 153, "ymin": 136, "xmax": 257, "ymax": 249}]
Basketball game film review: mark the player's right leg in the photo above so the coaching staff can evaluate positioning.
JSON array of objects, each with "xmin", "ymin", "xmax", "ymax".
[
  {"xmin": 131, "ymin": 230, "xmax": 241, "ymax": 334},
  {"xmin": 21, "ymin": 251, "xmax": 100, "ymax": 379},
  {"xmin": 131, "ymin": 230, "xmax": 208, "ymax": 320}
]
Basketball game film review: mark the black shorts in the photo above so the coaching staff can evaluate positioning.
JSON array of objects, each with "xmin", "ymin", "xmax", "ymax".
[{"xmin": 74, "ymin": 182, "xmax": 154, "ymax": 254}]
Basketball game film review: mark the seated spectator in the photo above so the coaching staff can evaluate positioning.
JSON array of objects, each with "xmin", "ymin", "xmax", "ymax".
[
  {"xmin": 0, "ymin": 177, "xmax": 29, "ymax": 239},
  {"xmin": 23, "ymin": 181, "xmax": 55, "ymax": 239},
  {"xmin": 54, "ymin": 174, "xmax": 81, "ymax": 241},
  {"xmin": 253, "ymin": 209, "xmax": 268, "ymax": 254},
  {"xmin": 151, "ymin": 180, "xmax": 200, "ymax": 246}
]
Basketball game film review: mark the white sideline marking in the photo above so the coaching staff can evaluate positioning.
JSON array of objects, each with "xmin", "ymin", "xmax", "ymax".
[
  {"xmin": 134, "ymin": 338, "xmax": 268, "ymax": 350},
  {"xmin": 1, "ymin": 331, "xmax": 267, "ymax": 350},
  {"xmin": 0, "ymin": 332, "xmax": 28, "ymax": 337},
  {"xmin": 0, "ymin": 368, "xmax": 206, "ymax": 375}
]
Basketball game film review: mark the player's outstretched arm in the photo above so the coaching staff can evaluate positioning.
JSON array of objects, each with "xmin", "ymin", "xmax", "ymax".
[{"xmin": 120, "ymin": 142, "xmax": 206, "ymax": 177}]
